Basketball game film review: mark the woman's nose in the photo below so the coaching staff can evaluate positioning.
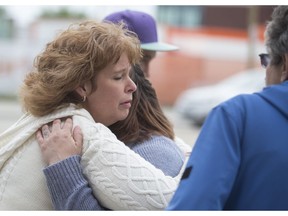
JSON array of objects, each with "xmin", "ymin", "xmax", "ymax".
[{"xmin": 127, "ymin": 78, "xmax": 137, "ymax": 93}]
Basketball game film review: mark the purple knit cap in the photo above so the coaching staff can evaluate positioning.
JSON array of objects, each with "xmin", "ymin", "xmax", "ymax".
[{"xmin": 103, "ymin": 10, "xmax": 178, "ymax": 52}]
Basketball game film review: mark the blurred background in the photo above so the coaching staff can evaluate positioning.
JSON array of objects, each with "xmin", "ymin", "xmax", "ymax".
[{"xmin": 0, "ymin": 5, "xmax": 276, "ymax": 146}]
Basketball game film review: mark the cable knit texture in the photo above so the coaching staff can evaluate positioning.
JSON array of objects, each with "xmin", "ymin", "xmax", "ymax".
[{"xmin": 0, "ymin": 104, "xmax": 191, "ymax": 210}]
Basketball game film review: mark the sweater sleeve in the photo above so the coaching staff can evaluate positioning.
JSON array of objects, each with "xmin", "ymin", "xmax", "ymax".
[
  {"xmin": 131, "ymin": 136, "xmax": 185, "ymax": 177},
  {"xmin": 43, "ymin": 155, "xmax": 104, "ymax": 210}
]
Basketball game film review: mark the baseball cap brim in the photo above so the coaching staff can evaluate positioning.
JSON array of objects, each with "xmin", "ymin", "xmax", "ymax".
[{"xmin": 141, "ymin": 42, "xmax": 179, "ymax": 52}]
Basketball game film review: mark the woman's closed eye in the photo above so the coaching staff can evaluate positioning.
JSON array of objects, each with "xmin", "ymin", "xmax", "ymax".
[{"xmin": 114, "ymin": 75, "xmax": 123, "ymax": 80}]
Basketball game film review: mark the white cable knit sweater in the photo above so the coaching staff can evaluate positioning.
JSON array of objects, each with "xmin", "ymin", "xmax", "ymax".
[{"xmin": 0, "ymin": 104, "xmax": 190, "ymax": 210}]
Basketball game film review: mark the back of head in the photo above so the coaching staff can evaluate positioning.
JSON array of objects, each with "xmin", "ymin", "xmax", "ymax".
[
  {"xmin": 265, "ymin": 6, "xmax": 288, "ymax": 66},
  {"xmin": 109, "ymin": 64, "xmax": 175, "ymax": 144},
  {"xmin": 103, "ymin": 10, "xmax": 178, "ymax": 52},
  {"xmin": 20, "ymin": 20, "xmax": 141, "ymax": 116}
]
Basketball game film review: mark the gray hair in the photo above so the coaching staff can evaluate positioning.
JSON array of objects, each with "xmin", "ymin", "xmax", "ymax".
[{"xmin": 265, "ymin": 6, "xmax": 288, "ymax": 66}]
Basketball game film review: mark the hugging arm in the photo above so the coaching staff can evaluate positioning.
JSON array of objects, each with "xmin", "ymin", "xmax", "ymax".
[
  {"xmin": 38, "ymin": 117, "xmax": 187, "ymax": 210},
  {"xmin": 37, "ymin": 118, "xmax": 105, "ymax": 210}
]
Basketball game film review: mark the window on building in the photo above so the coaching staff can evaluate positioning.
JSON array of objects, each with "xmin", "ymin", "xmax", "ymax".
[{"xmin": 157, "ymin": 6, "xmax": 203, "ymax": 28}]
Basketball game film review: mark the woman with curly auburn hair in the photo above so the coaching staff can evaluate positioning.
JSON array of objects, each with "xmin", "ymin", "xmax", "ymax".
[
  {"xmin": 0, "ymin": 20, "xmax": 188, "ymax": 210},
  {"xmin": 20, "ymin": 20, "xmax": 141, "ymax": 117}
]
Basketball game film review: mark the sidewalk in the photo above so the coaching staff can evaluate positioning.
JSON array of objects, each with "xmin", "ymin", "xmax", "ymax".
[{"xmin": 0, "ymin": 100, "xmax": 199, "ymax": 147}]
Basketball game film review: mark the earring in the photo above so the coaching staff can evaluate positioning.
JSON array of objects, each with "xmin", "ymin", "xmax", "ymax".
[{"xmin": 82, "ymin": 95, "xmax": 86, "ymax": 102}]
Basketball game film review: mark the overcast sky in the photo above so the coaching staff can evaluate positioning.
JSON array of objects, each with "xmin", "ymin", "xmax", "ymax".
[
  {"xmin": 3, "ymin": 5, "xmax": 156, "ymax": 27},
  {"xmin": 1, "ymin": 0, "xmax": 283, "ymax": 27}
]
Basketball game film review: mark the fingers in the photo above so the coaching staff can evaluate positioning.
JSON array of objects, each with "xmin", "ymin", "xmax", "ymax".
[
  {"xmin": 40, "ymin": 119, "xmax": 68, "ymax": 138},
  {"xmin": 39, "ymin": 118, "xmax": 73, "ymax": 141},
  {"xmin": 38, "ymin": 118, "xmax": 81, "ymax": 145},
  {"xmin": 62, "ymin": 117, "xmax": 73, "ymax": 134},
  {"xmin": 73, "ymin": 126, "xmax": 84, "ymax": 149},
  {"xmin": 41, "ymin": 125, "xmax": 50, "ymax": 139},
  {"xmin": 52, "ymin": 119, "xmax": 61, "ymax": 131},
  {"xmin": 36, "ymin": 130, "xmax": 44, "ymax": 145}
]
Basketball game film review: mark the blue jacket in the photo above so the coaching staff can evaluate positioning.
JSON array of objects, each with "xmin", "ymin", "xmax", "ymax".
[{"xmin": 167, "ymin": 81, "xmax": 288, "ymax": 210}]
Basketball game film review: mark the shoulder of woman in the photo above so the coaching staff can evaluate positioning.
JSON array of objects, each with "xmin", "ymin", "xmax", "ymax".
[
  {"xmin": 133, "ymin": 135, "xmax": 180, "ymax": 152},
  {"xmin": 71, "ymin": 112, "xmax": 116, "ymax": 140}
]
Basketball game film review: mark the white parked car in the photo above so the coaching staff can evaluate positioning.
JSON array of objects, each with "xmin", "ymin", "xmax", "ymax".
[{"xmin": 174, "ymin": 68, "xmax": 266, "ymax": 126}]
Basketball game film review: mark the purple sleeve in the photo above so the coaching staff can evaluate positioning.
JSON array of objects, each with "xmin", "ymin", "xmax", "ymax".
[{"xmin": 43, "ymin": 155, "xmax": 106, "ymax": 210}]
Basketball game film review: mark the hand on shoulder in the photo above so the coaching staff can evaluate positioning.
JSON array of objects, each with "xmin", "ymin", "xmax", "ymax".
[{"xmin": 36, "ymin": 117, "xmax": 83, "ymax": 166}]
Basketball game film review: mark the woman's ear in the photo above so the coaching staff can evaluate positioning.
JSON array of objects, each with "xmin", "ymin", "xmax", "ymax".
[
  {"xmin": 75, "ymin": 81, "xmax": 92, "ymax": 98},
  {"xmin": 281, "ymin": 54, "xmax": 288, "ymax": 82}
]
